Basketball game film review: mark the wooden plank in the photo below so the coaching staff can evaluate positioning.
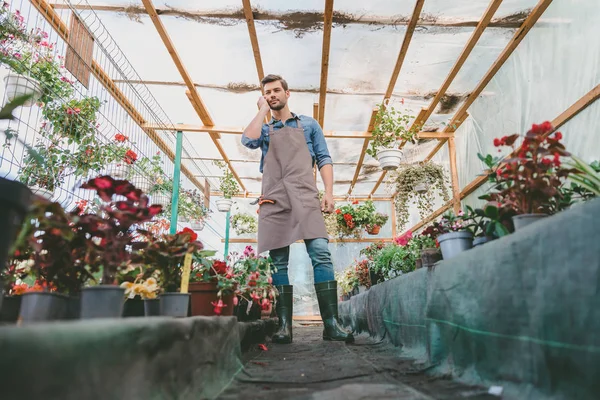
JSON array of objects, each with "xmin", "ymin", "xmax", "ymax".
[
  {"xmin": 370, "ymin": 171, "xmax": 388, "ymax": 196},
  {"xmin": 423, "ymin": 113, "xmax": 468, "ymax": 162},
  {"xmin": 30, "ymin": 0, "xmax": 206, "ymax": 193},
  {"xmin": 348, "ymin": 108, "xmax": 378, "ymax": 195},
  {"xmin": 203, "ymin": 179, "xmax": 211, "ymax": 209},
  {"xmin": 390, "ymin": 199, "xmax": 397, "ymax": 237},
  {"xmin": 140, "ymin": 0, "xmax": 213, "ymax": 126},
  {"xmin": 223, "ymin": 237, "xmax": 395, "ymax": 244},
  {"xmin": 384, "ymin": 0, "xmax": 425, "ymax": 99},
  {"xmin": 424, "ymin": 0, "xmax": 553, "ymax": 162},
  {"xmin": 447, "ymin": 138, "xmax": 461, "ymax": 213},
  {"xmin": 64, "ymin": 12, "xmax": 93, "ymax": 88},
  {"xmin": 210, "ymin": 192, "xmax": 392, "ymax": 201},
  {"xmin": 241, "ymin": 0, "xmax": 264, "ymax": 81},
  {"xmin": 318, "ymin": 0, "xmax": 334, "ymax": 127}
]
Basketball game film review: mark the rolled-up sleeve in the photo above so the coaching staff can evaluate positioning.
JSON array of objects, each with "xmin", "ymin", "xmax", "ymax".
[
  {"xmin": 241, "ymin": 132, "xmax": 262, "ymax": 149},
  {"xmin": 311, "ymin": 121, "xmax": 333, "ymax": 169}
]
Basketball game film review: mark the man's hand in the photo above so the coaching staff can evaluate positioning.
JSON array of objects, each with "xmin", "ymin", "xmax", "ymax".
[
  {"xmin": 321, "ymin": 192, "xmax": 335, "ymax": 213},
  {"xmin": 257, "ymin": 96, "xmax": 269, "ymax": 111}
]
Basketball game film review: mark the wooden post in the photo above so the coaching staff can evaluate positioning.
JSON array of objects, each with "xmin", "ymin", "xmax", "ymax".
[
  {"xmin": 390, "ymin": 198, "xmax": 397, "ymax": 237},
  {"xmin": 447, "ymin": 137, "xmax": 461, "ymax": 214},
  {"xmin": 203, "ymin": 178, "xmax": 211, "ymax": 209}
]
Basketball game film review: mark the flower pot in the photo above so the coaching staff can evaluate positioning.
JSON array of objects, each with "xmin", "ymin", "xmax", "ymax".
[
  {"xmin": 80, "ymin": 285, "xmax": 125, "ymax": 319},
  {"xmin": 30, "ymin": 185, "xmax": 54, "ymax": 200},
  {"xmin": 366, "ymin": 225, "xmax": 381, "ymax": 235},
  {"xmin": 216, "ymin": 198, "xmax": 233, "ymax": 212},
  {"xmin": 189, "ymin": 281, "xmax": 235, "ymax": 316},
  {"xmin": 136, "ymin": 176, "xmax": 153, "ymax": 193},
  {"xmin": 512, "ymin": 214, "xmax": 548, "ymax": 231},
  {"xmin": 3, "ymin": 73, "xmax": 43, "ymax": 106},
  {"xmin": 438, "ymin": 231, "xmax": 473, "ymax": 260},
  {"xmin": 159, "ymin": 293, "xmax": 190, "ymax": 317},
  {"xmin": 151, "ymin": 193, "xmax": 170, "ymax": 208},
  {"xmin": 0, "ymin": 295, "xmax": 22, "ymax": 323},
  {"xmin": 414, "ymin": 182, "xmax": 429, "ymax": 194},
  {"xmin": 105, "ymin": 162, "xmax": 130, "ymax": 179},
  {"xmin": 369, "ymin": 268, "xmax": 385, "ymax": 286},
  {"xmin": 0, "ymin": 178, "xmax": 32, "ymax": 278},
  {"xmin": 122, "ymin": 297, "xmax": 145, "ymax": 317},
  {"xmin": 415, "ymin": 258, "xmax": 423, "ymax": 269},
  {"xmin": 144, "ymin": 298, "xmax": 161, "ymax": 316},
  {"xmin": 376, "ymin": 148, "xmax": 403, "ymax": 170},
  {"xmin": 421, "ymin": 248, "xmax": 442, "ymax": 268},
  {"xmin": 473, "ymin": 236, "xmax": 495, "ymax": 247},
  {"xmin": 19, "ymin": 292, "xmax": 70, "ymax": 324},
  {"xmin": 190, "ymin": 220, "xmax": 205, "ymax": 231}
]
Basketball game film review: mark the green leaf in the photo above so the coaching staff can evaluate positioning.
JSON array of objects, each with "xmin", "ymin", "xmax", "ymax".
[
  {"xmin": 0, "ymin": 94, "xmax": 34, "ymax": 120},
  {"xmin": 494, "ymin": 223, "xmax": 510, "ymax": 238}
]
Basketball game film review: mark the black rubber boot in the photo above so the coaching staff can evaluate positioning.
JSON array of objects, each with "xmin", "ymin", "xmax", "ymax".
[
  {"xmin": 272, "ymin": 285, "xmax": 293, "ymax": 344},
  {"xmin": 315, "ymin": 281, "xmax": 354, "ymax": 343}
]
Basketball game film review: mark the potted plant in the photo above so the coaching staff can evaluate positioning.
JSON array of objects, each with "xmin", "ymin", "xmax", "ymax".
[
  {"xmin": 365, "ymin": 212, "xmax": 388, "ymax": 235},
  {"xmin": 230, "ymin": 212, "xmax": 258, "ymax": 236},
  {"xmin": 335, "ymin": 267, "xmax": 358, "ymax": 301},
  {"xmin": 333, "ymin": 200, "xmax": 374, "ymax": 239},
  {"xmin": 76, "ymin": 176, "xmax": 163, "ymax": 318},
  {"xmin": 462, "ymin": 203, "xmax": 512, "ymax": 247},
  {"xmin": 120, "ymin": 275, "xmax": 160, "ymax": 317},
  {"xmin": 406, "ymin": 232, "xmax": 436, "ymax": 269},
  {"xmin": 392, "ymin": 162, "xmax": 450, "ymax": 232},
  {"xmin": 136, "ymin": 227, "xmax": 204, "ymax": 317},
  {"xmin": 217, "ymin": 169, "xmax": 239, "ymax": 212},
  {"xmin": 97, "ymin": 133, "xmax": 137, "ymax": 178},
  {"xmin": 435, "ymin": 210, "xmax": 473, "ymax": 260},
  {"xmin": 359, "ymin": 241, "xmax": 386, "ymax": 285},
  {"xmin": 229, "ymin": 246, "xmax": 275, "ymax": 318},
  {"xmin": 418, "ymin": 223, "xmax": 443, "ymax": 267},
  {"xmin": 0, "ymin": 249, "xmax": 33, "ymax": 323},
  {"xmin": 479, "ymin": 122, "xmax": 572, "ymax": 231},
  {"xmin": 42, "ymin": 96, "xmax": 102, "ymax": 145},
  {"xmin": 189, "ymin": 254, "xmax": 238, "ymax": 317},
  {"xmin": 178, "ymin": 188, "xmax": 211, "ymax": 229},
  {"xmin": 18, "ymin": 139, "xmax": 68, "ymax": 199},
  {"xmin": 365, "ymin": 103, "xmax": 420, "ymax": 170}
]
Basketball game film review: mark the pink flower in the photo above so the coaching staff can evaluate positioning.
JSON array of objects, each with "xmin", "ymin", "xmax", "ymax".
[
  {"xmin": 267, "ymin": 276, "xmax": 272, "ymax": 284},
  {"xmin": 233, "ymin": 296, "xmax": 239, "ymax": 306},
  {"xmin": 211, "ymin": 299, "xmax": 226, "ymax": 315},
  {"xmin": 13, "ymin": 52, "xmax": 21, "ymax": 59}
]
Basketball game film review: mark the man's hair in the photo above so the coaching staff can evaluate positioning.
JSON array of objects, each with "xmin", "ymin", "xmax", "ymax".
[{"xmin": 261, "ymin": 74, "xmax": 288, "ymax": 91}]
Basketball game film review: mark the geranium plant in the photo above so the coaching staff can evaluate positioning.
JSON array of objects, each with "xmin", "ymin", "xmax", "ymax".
[
  {"xmin": 366, "ymin": 103, "xmax": 420, "ymax": 157},
  {"xmin": 230, "ymin": 212, "xmax": 258, "ymax": 235},
  {"xmin": 334, "ymin": 200, "xmax": 375, "ymax": 238},
  {"xmin": 228, "ymin": 246, "xmax": 276, "ymax": 314},
  {"xmin": 365, "ymin": 212, "xmax": 388, "ymax": 233},
  {"xmin": 480, "ymin": 122, "xmax": 572, "ymax": 215},
  {"xmin": 392, "ymin": 162, "xmax": 450, "ymax": 231}
]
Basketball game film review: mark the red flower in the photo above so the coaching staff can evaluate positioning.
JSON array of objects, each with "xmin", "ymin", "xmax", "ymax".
[
  {"xmin": 115, "ymin": 133, "xmax": 128, "ymax": 142},
  {"xmin": 212, "ymin": 260, "xmax": 227, "ymax": 275},
  {"xmin": 124, "ymin": 149, "xmax": 138, "ymax": 164},
  {"xmin": 352, "ymin": 200, "xmax": 359, "ymax": 205},
  {"xmin": 541, "ymin": 158, "xmax": 552, "ymax": 166},
  {"xmin": 335, "ymin": 209, "xmax": 341, "ymax": 214},
  {"xmin": 553, "ymin": 152, "xmax": 561, "ymax": 167},
  {"xmin": 148, "ymin": 205, "xmax": 162, "ymax": 217},
  {"xmin": 85, "ymin": 148, "xmax": 93, "ymax": 156},
  {"xmin": 258, "ymin": 344, "xmax": 268, "ymax": 351},
  {"xmin": 177, "ymin": 227, "xmax": 198, "ymax": 242},
  {"xmin": 531, "ymin": 121, "xmax": 553, "ymax": 134},
  {"xmin": 211, "ymin": 299, "xmax": 226, "ymax": 315},
  {"xmin": 554, "ymin": 131, "xmax": 563, "ymax": 140},
  {"xmin": 493, "ymin": 138, "xmax": 501, "ymax": 147}
]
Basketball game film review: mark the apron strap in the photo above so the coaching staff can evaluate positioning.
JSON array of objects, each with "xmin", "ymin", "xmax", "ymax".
[{"xmin": 268, "ymin": 116, "xmax": 303, "ymax": 133}]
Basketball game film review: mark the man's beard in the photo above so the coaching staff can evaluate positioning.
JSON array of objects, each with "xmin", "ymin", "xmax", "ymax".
[{"xmin": 270, "ymin": 100, "xmax": 286, "ymax": 111}]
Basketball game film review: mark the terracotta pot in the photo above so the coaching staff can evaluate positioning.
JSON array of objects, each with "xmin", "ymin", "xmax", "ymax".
[
  {"xmin": 421, "ymin": 248, "xmax": 442, "ymax": 268},
  {"xmin": 366, "ymin": 225, "xmax": 381, "ymax": 235},
  {"xmin": 189, "ymin": 281, "xmax": 235, "ymax": 316},
  {"xmin": 415, "ymin": 258, "xmax": 423, "ymax": 269}
]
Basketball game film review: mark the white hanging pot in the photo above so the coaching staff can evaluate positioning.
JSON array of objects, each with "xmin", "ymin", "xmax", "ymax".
[
  {"xmin": 414, "ymin": 182, "xmax": 429, "ymax": 194},
  {"xmin": 152, "ymin": 193, "xmax": 170, "ymax": 208},
  {"xmin": 216, "ymin": 198, "xmax": 233, "ymax": 213},
  {"xmin": 136, "ymin": 176, "xmax": 153, "ymax": 193},
  {"xmin": 376, "ymin": 148, "xmax": 403, "ymax": 170},
  {"xmin": 3, "ymin": 73, "xmax": 43, "ymax": 107},
  {"xmin": 30, "ymin": 185, "xmax": 54, "ymax": 200},
  {"xmin": 190, "ymin": 220, "xmax": 205, "ymax": 231},
  {"xmin": 105, "ymin": 162, "xmax": 130, "ymax": 179}
]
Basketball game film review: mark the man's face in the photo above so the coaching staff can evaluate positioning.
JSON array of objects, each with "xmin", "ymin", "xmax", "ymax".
[{"xmin": 263, "ymin": 81, "xmax": 289, "ymax": 111}]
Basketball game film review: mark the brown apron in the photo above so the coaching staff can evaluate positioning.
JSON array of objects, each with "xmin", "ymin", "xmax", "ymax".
[{"xmin": 257, "ymin": 119, "xmax": 328, "ymax": 254}]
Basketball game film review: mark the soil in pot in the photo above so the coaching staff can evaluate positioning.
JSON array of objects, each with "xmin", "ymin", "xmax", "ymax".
[
  {"xmin": 512, "ymin": 214, "xmax": 548, "ymax": 231},
  {"xmin": 189, "ymin": 281, "xmax": 235, "ymax": 316},
  {"xmin": 19, "ymin": 292, "xmax": 70, "ymax": 323},
  {"xmin": 437, "ymin": 231, "xmax": 473, "ymax": 260},
  {"xmin": 144, "ymin": 299, "xmax": 160, "ymax": 316},
  {"xmin": 0, "ymin": 295, "xmax": 22, "ymax": 323},
  {"xmin": 421, "ymin": 248, "xmax": 442, "ymax": 268},
  {"xmin": 122, "ymin": 297, "xmax": 145, "ymax": 317},
  {"xmin": 80, "ymin": 285, "xmax": 125, "ymax": 319},
  {"xmin": 159, "ymin": 293, "xmax": 190, "ymax": 317}
]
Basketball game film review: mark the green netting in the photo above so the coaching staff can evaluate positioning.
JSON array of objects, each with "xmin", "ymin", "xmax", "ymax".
[{"xmin": 340, "ymin": 198, "xmax": 600, "ymax": 400}]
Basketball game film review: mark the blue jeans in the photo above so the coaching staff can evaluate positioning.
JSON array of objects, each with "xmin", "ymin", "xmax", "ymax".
[{"xmin": 269, "ymin": 238, "xmax": 334, "ymax": 286}]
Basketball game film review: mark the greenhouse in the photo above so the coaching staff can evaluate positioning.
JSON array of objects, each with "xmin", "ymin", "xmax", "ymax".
[{"xmin": 0, "ymin": 0, "xmax": 598, "ymax": 398}]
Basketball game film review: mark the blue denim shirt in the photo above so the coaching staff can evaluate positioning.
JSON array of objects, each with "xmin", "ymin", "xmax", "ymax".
[{"xmin": 241, "ymin": 113, "xmax": 333, "ymax": 173}]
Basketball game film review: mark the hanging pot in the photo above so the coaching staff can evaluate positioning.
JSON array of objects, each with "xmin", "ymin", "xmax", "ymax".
[
  {"xmin": 437, "ymin": 231, "xmax": 473, "ymax": 260},
  {"xmin": 18, "ymin": 292, "xmax": 70, "ymax": 324},
  {"xmin": 144, "ymin": 298, "xmax": 160, "ymax": 316},
  {"xmin": 190, "ymin": 219, "xmax": 205, "ymax": 231},
  {"xmin": 414, "ymin": 182, "xmax": 429, "ymax": 194},
  {"xmin": 136, "ymin": 176, "xmax": 153, "ymax": 194},
  {"xmin": 376, "ymin": 148, "xmax": 403, "ymax": 170},
  {"xmin": 3, "ymin": 73, "xmax": 43, "ymax": 107},
  {"xmin": 366, "ymin": 225, "xmax": 381, "ymax": 235},
  {"xmin": 216, "ymin": 198, "xmax": 233, "ymax": 212},
  {"xmin": 105, "ymin": 162, "xmax": 130, "ymax": 179},
  {"xmin": 159, "ymin": 293, "xmax": 190, "ymax": 317},
  {"xmin": 29, "ymin": 185, "xmax": 54, "ymax": 201},
  {"xmin": 189, "ymin": 281, "xmax": 235, "ymax": 316},
  {"xmin": 512, "ymin": 214, "xmax": 548, "ymax": 231},
  {"xmin": 152, "ymin": 193, "xmax": 171, "ymax": 208},
  {"xmin": 80, "ymin": 285, "xmax": 125, "ymax": 319}
]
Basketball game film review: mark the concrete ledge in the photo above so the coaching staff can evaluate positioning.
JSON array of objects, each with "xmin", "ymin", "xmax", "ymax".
[
  {"xmin": 340, "ymin": 198, "xmax": 600, "ymax": 400},
  {"xmin": 0, "ymin": 316, "xmax": 275, "ymax": 400}
]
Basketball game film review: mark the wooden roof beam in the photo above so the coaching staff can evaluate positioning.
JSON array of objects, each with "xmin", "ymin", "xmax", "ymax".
[
  {"xmin": 423, "ymin": 0, "xmax": 554, "ymax": 162},
  {"xmin": 318, "ymin": 0, "xmax": 334, "ymax": 128},
  {"xmin": 348, "ymin": 108, "xmax": 378, "ymax": 195},
  {"xmin": 29, "ymin": 0, "xmax": 206, "ymax": 193}
]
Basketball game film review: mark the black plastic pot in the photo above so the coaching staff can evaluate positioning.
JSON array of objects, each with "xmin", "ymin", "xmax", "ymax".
[
  {"xmin": 144, "ymin": 299, "xmax": 160, "ymax": 316},
  {"xmin": 369, "ymin": 268, "xmax": 385, "ymax": 286},
  {"xmin": 80, "ymin": 286, "xmax": 125, "ymax": 319},
  {"xmin": 0, "ymin": 178, "xmax": 32, "ymax": 277},
  {"xmin": 0, "ymin": 295, "xmax": 22, "ymax": 323},
  {"xmin": 159, "ymin": 293, "xmax": 190, "ymax": 317},
  {"xmin": 19, "ymin": 292, "xmax": 69, "ymax": 324},
  {"xmin": 122, "ymin": 297, "xmax": 145, "ymax": 317},
  {"xmin": 67, "ymin": 296, "xmax": 81, "ymax": 319}
]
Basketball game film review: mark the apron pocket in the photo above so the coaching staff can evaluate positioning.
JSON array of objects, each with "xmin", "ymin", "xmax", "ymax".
[
  {"xmin": 295, "ymin": 176, "xmax": 321, "ymax": 210},
  {"xmin": 260, "ymin": 181, "xmax": 291, "ymax": 218}
]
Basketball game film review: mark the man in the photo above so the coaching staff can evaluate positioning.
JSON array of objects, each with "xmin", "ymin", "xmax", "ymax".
[{"xmin": 241, "ymin": 74, "xmax": 353, "ymax": 344}]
